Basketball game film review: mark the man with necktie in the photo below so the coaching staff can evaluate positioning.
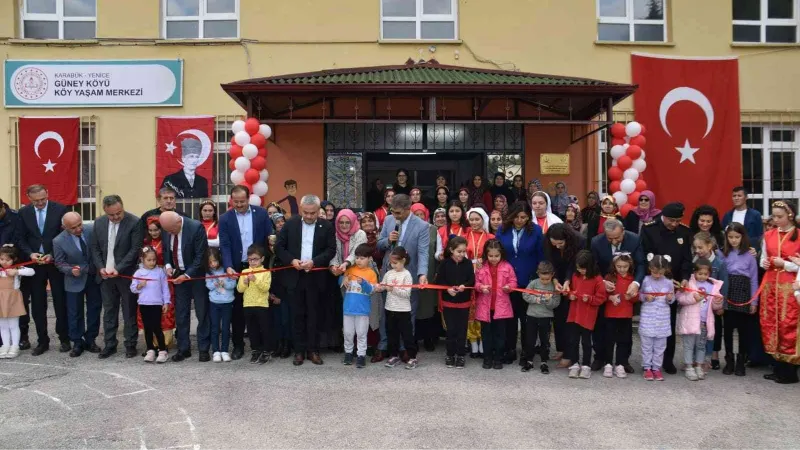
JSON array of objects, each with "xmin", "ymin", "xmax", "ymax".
[
  {"xmin": 16, "ymin": 184, "xmax": 68, "ymax": 355},
  {"xmin": 53, "ymin": 212, "xmax": 102, "ymax": 357},
  {"xmin": 90, "ymin": 195, "xmax": 143, "ymax": 359}
]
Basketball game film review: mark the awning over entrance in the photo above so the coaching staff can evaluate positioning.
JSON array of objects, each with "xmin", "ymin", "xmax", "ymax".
[{"xmin": 221, "ymin": 59, "xmax": 636, "ymax": 125}]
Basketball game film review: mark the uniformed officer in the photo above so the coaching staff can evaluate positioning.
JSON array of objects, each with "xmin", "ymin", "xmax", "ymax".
[{"xmin": 640, "ymin": 202, "xmax": 693, "ymax": 375}]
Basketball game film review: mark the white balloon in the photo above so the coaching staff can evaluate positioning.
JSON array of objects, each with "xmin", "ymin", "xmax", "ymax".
[
  {"xmin": 620, "ymin": 179, "xmax": 636, "ymax": 194},
  {"xmin": 611, "ymin": 159, "xmax": 618, "ymax": 167},
  {"xmin": 248, "ymin": 194, "xmax": 262, "ymax": 206},
  {"xmin": 259, "ymin": 124, "xmax": 272, "ymax": 139},
  {"xmin": 252, "ymin": 181, "xmax": 269, "ymax": 197},
  {"xmin": 625, "ymin": 121, "xmax": 642, "ymax": 138},
  {"xmin": 609, "ymin": 145, "xmax": 626, "ymax": 159},
  {"xmin": 623, "ymin": 143, "xmax": 629, "ymax": 149},
  {"xmin": 234, "ymin": 156, "xmax": 251, "ymax": 172},
  {"xmin": 259, "ymin": 169, "xmax": 269, "ymax": 182},
  {"xmin": 230, "ymin": 170, "xmax": 245, "ymax": 185},
  {"xmin": 612, "ymin": 191, "xmax": 628, "ymax": 206},
  {"xmin": 640, "ymin": 149, "xmax": 646, "ymax": 160},
  {"xmin": 231, "ymin": 120, "xmax": 246, "ymax": 134},
  {"xmin": 242, "ymin": 143, "xmax": 258, "ymax": 160},
  {"xmin": 234, "ymin": 131, "xmax": 251, "ymax": 147},
  {"xmin": 623, "ymin": 168, "xmax": 640, "ymax": 181},
  {"xmin": 632, "ymin": 158, "xmax": 647, "ymax": 172}
]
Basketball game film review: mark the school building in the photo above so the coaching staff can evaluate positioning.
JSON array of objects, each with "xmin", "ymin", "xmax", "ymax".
[{"xmin": 1, "ymin": 0, "xmax": 799, "ymax": 218}]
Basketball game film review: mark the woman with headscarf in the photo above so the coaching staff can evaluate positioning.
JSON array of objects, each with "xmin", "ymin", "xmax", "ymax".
[
  {"xmin": 198, "ymin": 200, "xmax": 219, "ymax": 248},
  {"xmin": 510, "ymin": 175, "xmax": 527, "ymax": 206},
  {"xmin": 468, "ymin": 174, "xmax": 493, "ymax": 213},
  {"xmin": 411, "ymin": 203, "xmax": 440, "ymax": 351},
  {"xmin": 587, "ymin": 195, "xmax": 624, "ymax": 243},
  {"xmin": 366, "ymin": 178, "xmax": 385, "ymax": 212},
  {"xmin": 581, "ymin": 191, "xmax": 601, "ymax": 225},
  {"xmin": 552, "ymin": 181, "xmax": 570, "ymax": 218},
  {"xmin": 527, "ymin": 179, "xmax": 543, "ymax": 201},
  {"xmin": 374, "ymin": 188, "xmax": 395, "ymax": 230},
  {"xmin": 623, "ymin": 190, "xmax": 661, "ymax": 234},
  {"xmin": 565, "ymin": 202, "xmax": 583, "ymax": 234},
  {"xmin": 433, "ymin": 208, "xmax": 447, "ymax": 229},
  {"xmin": 530, "ymin": 191, "xmax": 563, "ymax": 234},
  {"xmin": 493, "ymin": 194, "xmax": 509, "ymax": 218},
  {"xmin": 490, "ymin": 172, "xmax": 515, "ymax": 204}
]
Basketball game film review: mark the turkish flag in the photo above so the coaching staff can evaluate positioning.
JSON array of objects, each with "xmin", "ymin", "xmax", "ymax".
[
  {"xmin": 156, "ymin": 116, "xmax": 215, "ymax": 199},
  {"xmin": 632, "ymin": 54, "xmax": 741, "ymax": 216},
  {"xmin": 19, "ymin": 117, "xmax": 80, "ymax": 205}
]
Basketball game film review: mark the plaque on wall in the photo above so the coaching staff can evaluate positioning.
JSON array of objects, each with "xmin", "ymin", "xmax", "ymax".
[{"xmin": 540, "ymin": 153, "xmax": 570, "ymax": 175}]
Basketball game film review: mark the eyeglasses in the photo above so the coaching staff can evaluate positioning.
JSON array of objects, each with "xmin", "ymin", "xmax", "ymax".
[
  {"xmin": 639, "ymin": 198, "xmax": 650, "ymax": 202},
  {"xmin": 337, "ymin": 221, "xmax": 350, "ymax": 225},
  {"xmin": 247, "ymin": 257, "xmax": 263, "ymax": 262}
]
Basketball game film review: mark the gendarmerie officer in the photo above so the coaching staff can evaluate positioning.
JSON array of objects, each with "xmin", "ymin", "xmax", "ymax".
[{"xmin": 640, "ymin": 202, "xmax": 693, "ymax": 375}]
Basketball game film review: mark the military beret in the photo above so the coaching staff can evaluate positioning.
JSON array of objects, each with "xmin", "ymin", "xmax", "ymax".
[{"xmin": 662, "ymin": 202, "xmax": 685, "ymax": 219}]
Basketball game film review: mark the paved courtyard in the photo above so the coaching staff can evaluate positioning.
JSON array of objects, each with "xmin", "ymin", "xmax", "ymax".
[{"xmin": 1, "ymin": 312, "xmax": 799, "ymax": 449}]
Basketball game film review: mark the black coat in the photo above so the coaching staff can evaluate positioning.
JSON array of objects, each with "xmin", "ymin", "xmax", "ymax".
[
  {"xmin": 0, "ymin": 203, "xmax": 20, "ymax": 247},
  {"xmin": 590, "ymin": 231, "xmax": 647, "ymax": 284},
  {"xmin": 161, "ymin": 171, "xmax": 209, "ymax": 199},
  {"xmin": 545, "ymin": 234, "xmax": 587, "ymax": 285},
  {"xmin": 640, "ymin": 219, "xmax": 694, "ymax": 283},
  {"xmin": 435, "ymin": 258, "xmax": 475, "ymax": 304},
  {"xmin": 275, "ymin": 216, "xmax": 336, "ymax": 288},
  {"xmin": 587, "ymin": 214, "xmax": 624, "ymax": 245},
  {"xmin": 17, "ymin": 201, "xmax": 68, "ymax": 260}
]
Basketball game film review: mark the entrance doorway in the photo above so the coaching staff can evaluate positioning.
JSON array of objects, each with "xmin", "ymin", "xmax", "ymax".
[{"xmin": 366, "ymin": 153, "xmax": 483, "ymax": 202}]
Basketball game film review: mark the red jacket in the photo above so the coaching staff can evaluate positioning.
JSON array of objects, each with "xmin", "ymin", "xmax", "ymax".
[
  {"xmin": 604, "ymin": 273, "xmax": 639, "ymax": 319},
  {"xmin": 567, "ymin": 275, "xmax": 607, "ymax": 330}
]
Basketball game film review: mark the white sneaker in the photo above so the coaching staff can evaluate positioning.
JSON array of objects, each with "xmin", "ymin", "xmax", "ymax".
[
  {"xmin": 0, "ymin": 345, "xmax": 9, "ymax": 359},
  {"xmin": 144, "ymin": 350, "xmax": 156, "ymax": 362},
  {"xmin": 579, "ymin": 365, "xmax": 592, "ymax": 379},
  {"xmin": 695, "ymin": 365, "xmax": 706, "ymax": 380},
  {"xmin": 221, "ymin": 352, "xmax": 231, "ymax": 362},
  {"xmin": 603, "ymin": 363, "xmax": 613, "ymax": 378},
  {"xmin": 614, "ymin": 365, "xmax": 627, "ymax": 378},
  {"xmin": 212, "ymin": 351, "xmax": 222, "ymax": 363},
  {"xmin": 6, "ymin": 345, "xmax": 19, "ymax": 359},
  {"xmin": 156, "ymin": 351, "xmax": 168, "ymax": 363},
  {"xmin": 685, "ymin": 367, "xmax": 699, "ymax": 381},
  {"xmin": 568, "ymin": 364, "xmax": 581, "ymax": 378}
]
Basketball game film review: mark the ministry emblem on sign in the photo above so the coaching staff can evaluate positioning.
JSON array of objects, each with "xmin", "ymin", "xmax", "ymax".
[{"xmin": 13, "ymin": 67, "xmax": 48, "ymax": 100}]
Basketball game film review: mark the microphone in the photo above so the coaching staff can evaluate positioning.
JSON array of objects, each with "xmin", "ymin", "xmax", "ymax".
[{"xmin": 392, "ymin": 223, "xmax": 400, "ymax": 247}]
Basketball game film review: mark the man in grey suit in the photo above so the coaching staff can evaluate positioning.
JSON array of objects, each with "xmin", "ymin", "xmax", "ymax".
[
  {"xmin": 90, "ymin": 195, "xmax": 143, "ymax": 359},
  {"xmin": 374, "ymin": 194, "xmax": 429, "ymax": 362},
  {"xmin": 53, "ymin": 212, "xmax": 102, "ymax": 357}
]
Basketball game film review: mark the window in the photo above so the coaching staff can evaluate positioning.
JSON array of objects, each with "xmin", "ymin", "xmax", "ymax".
[
  {"xmin": 381, "ymin": 0, "xmax": 458, "ymax": 40},
  {"xmin": 733, "ymin": 0, "xmax": 799, "ymax": 43},
  {"xmin": 21, "ymin": 0, "xmax": 96, "ymax": 40},
  {"xmin": 326, "ymin": 153, "xmax": 363, "ymax": 210},
  {"xmin": 162, "ymin": 0, "xmax": 238, "ymax": 39},
  {"xmin": 597, "ymin": 0, "xmax": 667, "ymax": 42},
  {"xmin": 741, "ymin": 124, "xmax": 800, "ymax": 214}
]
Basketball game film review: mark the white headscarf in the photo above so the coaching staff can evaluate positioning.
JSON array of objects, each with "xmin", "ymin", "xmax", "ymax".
[
  {"xmin": 531, "ymin": 191, "xmax": 563, "ymax": 230},
  {"xmin": 466, "ymin": 207, "xmax": 490, "ymax": 232}
]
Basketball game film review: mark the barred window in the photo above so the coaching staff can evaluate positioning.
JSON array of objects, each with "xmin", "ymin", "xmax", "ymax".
[{"xmin": 740, "ymin": 120, "xmax": 800, "ymax": 214}]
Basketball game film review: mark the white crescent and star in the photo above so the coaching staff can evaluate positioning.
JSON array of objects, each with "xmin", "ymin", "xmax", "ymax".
[
  {"xmin": 659, "ymin": 87, "xmax": 715, "ymax": 165},
  {"xmin": 165, "ymin": 129, "xmax": 211, "ymax": 166},
  {"xmin": 33, "ymin": 131, "xmax": 65, "ymax": 173}
]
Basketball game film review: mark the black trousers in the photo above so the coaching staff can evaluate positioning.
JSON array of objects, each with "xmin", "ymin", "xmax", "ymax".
[
  {"xmin": 291, "ymin": 272, "xmax": 321, "ymax": 354},
  {"xmin": 480, "ymin": 316, "xmax": 506, "ymax": 363},
  {"xmin": 525, "ymin": 316, "xmax": 551, "ymax": 362},
  {"xmin": 591, "ymin": 304, "xmax": 607, "ymax": 361},
  {"xmin": 231, "ymin": 262, "xmax": 249, "ymax": 351},
  {"xmin": 140, "ymin": 304, "xmax": 166, "ymax": 351},
  {"xmin": 724, "ymin": 310, "xmax": 751, "ymax": 356},
  {"xmin": 443, "ymin": 307, "xmax": 469, "ymax": 357},
  {"xmin": 19, "ymin": 276, "xmax": 31, "ymax": 339},
  {"xmin": 567, "ymin": 323, "xmax": 592, "ymax": 366},
  {"xmin": 504, "ymin": 292, "xmax": 528, "ymax": 355},
  {"xmin": 713, "ymin": 313, "xmax": 723, "ymax": 352},
  {"xmin": 604, "ymin": 317, "xmax": 633, "ymax": 366},
  {"xmin": 245, "ymin": 306, "xmax": 272, "ymax": 352},
  {"xmin": 31, "ymin": 263, "xmax": 68, "ymax": 346},
  {"xmin": 553, "ymin": 298, "xmax": 570, "ymax": 353},
  {"xmin": 386, "ymin": 310, "xmax": 417, "ymax": 359},
  {"xmin": 664, "ymin": 302, "xmax": 678, "ymax": 367}
]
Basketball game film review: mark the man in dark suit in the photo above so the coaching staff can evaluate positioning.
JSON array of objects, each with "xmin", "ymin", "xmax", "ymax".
[
  {"xmin": 90, "ymin": 195, "xmax": 143, "ymax": 359},
  {"xmin": 0, "ymin": 198, "xmax": 20, "ymax": 247},
  {"xmin": 53, "ymin": 212, "xmax": 102, "ymax": 357},
  {"xmin": 160, "ymin": 138, "xmax": 209, "ymax": 199},
  {"xmin": 590, "ymin": 218, "xmax": 646, "ymax": 373},
  {"xmin": 276, "ymin": 194, "xmax": 336, "ymax": 366},
  {"xmin": 218, "ymin": 185, "xmax": 272, "ymax": 360},
  {"xmin": 140, "ymin": 186, "xmax": 183, "ymax": 228},
  {"xmin": 16, "ymin": 184, "xmax": 68, "ymax": 355},
  {"xmin": 161, "ymin": 211, "xmax": 211, "ymax": 362}
]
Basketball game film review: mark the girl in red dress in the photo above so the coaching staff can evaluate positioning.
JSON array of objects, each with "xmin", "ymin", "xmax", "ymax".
[{"xmin": 437, "ymin": 200, "xmax": 468, "ymax": 260}]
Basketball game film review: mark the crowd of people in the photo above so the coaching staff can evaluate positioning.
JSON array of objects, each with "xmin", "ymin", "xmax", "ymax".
[{"xmin": 0, "ymin": 170, "xmax": 798, "ymax": 384}]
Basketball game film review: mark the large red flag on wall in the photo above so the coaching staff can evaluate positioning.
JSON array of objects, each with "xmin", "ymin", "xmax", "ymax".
[
  {"xmin": 19, "ymin": 117, "xmax": 80, "ymax": 205},
  {"xmin": 156, "ymin": 116, "xmax": 215, "ymax": 199},
  {"xmin": 632, "ymin": 54, "xmax": 741, "ymax": 216}
]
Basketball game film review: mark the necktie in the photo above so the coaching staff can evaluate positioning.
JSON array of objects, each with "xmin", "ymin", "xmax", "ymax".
[
  {"xmin": 79, "ymin": 236, "xmax": 88, "ymax": 259},
  {"xmin": 172, "ymin": 234, "xmax": 180, "ymax": 269},
  {"xmin": 397, "ymin": 220, "xmax": 403, "ymax": 246},
  {"xmin": 37, "ymin": 208, "xmax": 45, "ymax": 234},
  {"xmin": 106, "ymin": 223, "xmax": 116, "ymax": 271}
]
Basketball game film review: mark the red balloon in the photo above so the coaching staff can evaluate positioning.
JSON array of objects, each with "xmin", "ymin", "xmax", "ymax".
[
  {"xmin": 238, "ymin": 181, "xmax": 252, "ymax": 193},
  {"xmin": 244, "ymin": 168, "xmax": 260, "ymax": 185},
  {"xmin": 639, "ymin": 124, "xmax": 646, "ymax": 135},
  {"xmin": 629, "ymin": 135, "xmax": 646, "ymax": 147},
  {"xmin": 250, "ymin": 156, "xmax": 266, "ymax": 171},
  {"xmin": 628, "ymin": 191, "xmax": 641, "ymax": 206},
  {"xmin": 626, "ymin": 145, "xmax": 642, "ymax": 160},
  {"xmin": 228, "ymin": 159, "xmax": 236, "ymax": 171},
  {"xmin": 250, "ymin": 133, "xmax": 266, "ymax": 149},
  {"xmin": 608, "ymin": 167, "xmax": 623, "ymax": 181},
  {"xmin": 257, "ymin": 146, "xmax": 267, "ymax": 158},
  {"xmin": 620, "ymin": 203, "xmax": 634, "ymax": 217},
  {"xmin": 245, "ymin": 118, "xmax": 260, "ymax": 135},
  {"xmin": 609, "ymin": 181, "xmax": 621, "ymax": 193},
  {"xmin": 635, "ymin": 179, "xmax": 647, "ymax": 192},
  {"xmin": 610, "ymin": 123, "xmax": 627, "ymax": 139},
  {"xmin": 230, "ymin": 144, "xmax": 243, "ymax": 159},
  {"xmin": 610, "ymin": 138, "xmax": 626, "ymax": 147},
  {"xmin": 617, "ymin": 155, "xmax": 633, "ymax": 171}
]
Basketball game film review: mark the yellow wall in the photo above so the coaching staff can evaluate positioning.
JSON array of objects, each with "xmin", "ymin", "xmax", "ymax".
[{"xmin": 1, "ymin": 0, "xmax": 799, "ymax": 213}]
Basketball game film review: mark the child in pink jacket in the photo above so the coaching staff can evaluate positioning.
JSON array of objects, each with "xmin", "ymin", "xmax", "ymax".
[
  {"xmin": 474, "ymin": 240, "xmax": 517, "ymax": 370},
  {"xmin": 676, "ymin": 258, "xmax": 724, "ymax": 382}
]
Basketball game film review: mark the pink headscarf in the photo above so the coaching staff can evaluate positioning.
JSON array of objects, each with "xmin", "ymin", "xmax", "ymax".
[
  {"xmin": 335, "ymin": 209, "xmax": 360, "ymax": 257},
  {"xmin": 411, "ymin": 203, "xmax": 430, "ymax": 222},
  {"xmin": 633, "ymin": 190, "xmax": 661, "ymax": 222}
]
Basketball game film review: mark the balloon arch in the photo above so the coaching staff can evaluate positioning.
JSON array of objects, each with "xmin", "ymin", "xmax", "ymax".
[
  {"xmin": 606, "ymin": 121, "xmax": 648, "ymax": 217},
  {"xmin": 228, "ymin": 118, "xmax": 271, "ymax": 206}
]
